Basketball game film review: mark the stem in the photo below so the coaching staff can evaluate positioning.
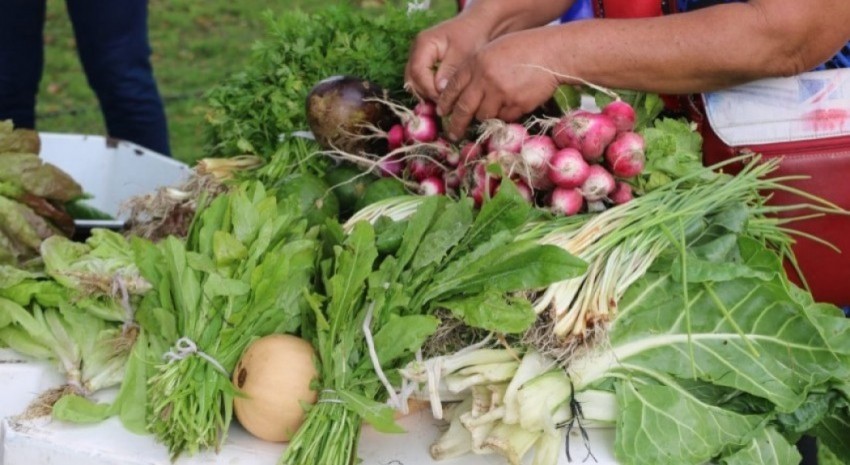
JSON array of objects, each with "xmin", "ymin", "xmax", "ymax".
[{"xmin": 280, "ymin": 401, "xmax": 361, "ymax": 465}]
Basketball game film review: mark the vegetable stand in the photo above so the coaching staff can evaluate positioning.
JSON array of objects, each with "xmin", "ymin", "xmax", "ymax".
[{"xmin": 0, "ymin": 349, "xmax": 619, "ymax": 465}]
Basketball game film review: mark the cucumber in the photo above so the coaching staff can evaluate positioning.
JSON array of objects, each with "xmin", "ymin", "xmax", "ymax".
[
  {"xmin": 273, "ymin": 172, "xmax": 340, "ymax": 226},
  {"xmin": 355, "ymin": 178, "xmax": 409, "ymax": 212},
  {"xmin": 322, "ymin": 164, "xmax": 376, "ymax": 215}
]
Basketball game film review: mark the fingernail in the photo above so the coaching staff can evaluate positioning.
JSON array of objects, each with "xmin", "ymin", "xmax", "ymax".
[
  {"xmin": 436, "ymin": 107, "xmax": 444, "ymax": 117},
  {"xmin": 448, "ymin": 132, "xmax": 459, "ymax": 142},
  {"xmin": 437, "ymin": 78, "xmax": 448, "ymax": 91}
]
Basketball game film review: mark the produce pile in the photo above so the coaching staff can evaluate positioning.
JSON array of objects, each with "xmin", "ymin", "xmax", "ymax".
[
  {"xmin": 0, "ymin": 121, "xmax": 81, "ymax": 266},
  {"xmin": 2, "ymin": 5, "xmax": 850, "ymax": 465}
]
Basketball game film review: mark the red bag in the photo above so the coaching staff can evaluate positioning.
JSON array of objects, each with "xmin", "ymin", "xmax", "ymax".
[{"xmin": 693, "ymin": 70, "xmax": 850, "ymax": 305}]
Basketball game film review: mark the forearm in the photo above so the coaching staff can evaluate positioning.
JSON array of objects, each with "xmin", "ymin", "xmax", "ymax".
[
  {"xmin": 462, "ymin": 0, "xmax": 576, "ymax": 40},
  {"xmin": 544, "ymin": 2, "xmax": 845, "ymax": 94}
]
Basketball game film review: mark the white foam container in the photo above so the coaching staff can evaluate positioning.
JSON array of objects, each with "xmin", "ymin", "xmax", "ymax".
[
  {"xmin": 37, "ymin": 133, "xmax": 192, "ymax": 228},
  {"xmin": 0, "ymin": 348, "xmax": 618, "ymax": 465}
]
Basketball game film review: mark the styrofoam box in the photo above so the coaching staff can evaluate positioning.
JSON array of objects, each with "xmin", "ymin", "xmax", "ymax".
[
  {"xmin": 37, "ymin": 133, "xmax": 192, "ymax": 227},
  {"xmin": 0, "ymin": 349, "xmax": 618, "ymax": 465}
]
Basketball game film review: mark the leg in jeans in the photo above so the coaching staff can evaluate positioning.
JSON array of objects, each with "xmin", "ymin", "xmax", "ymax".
[
  {"xmin": 0, "ymin": 0, "xmax": 47, "ymax": 129},
  {"xmin": 66, "ymin": 0, "xmax": 171, "ymax": 155}
]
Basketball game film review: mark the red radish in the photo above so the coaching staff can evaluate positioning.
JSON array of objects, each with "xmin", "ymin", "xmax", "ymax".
[
  {"xmin": 435, "ymin": 138, "xmax": 461, "ymax": 167},
  {"xmin": 581, "ymin": 165, "xmax": 616, "ymax": 201},
  {"xmin": 460, "ymin": 141, "xmax": 483, "ymax": 164},
  {"xmin": 605, "ymin": 132, "xmax": 646, "ymax": 178},
  {"xmin": 548, "ymin": 148, "xmax": 590, "ymax": 189},
  {"xmin": 408, "ymin": 157, "xmax": 442, "ymax": 182},
  {"xmin": 551, "ymin": 110, "xmax": 590, "ymax": 148},
  {"xmin": 474, "ymin": 161, "xmax": 502, "ymax": 185},
  {"xmin": 610, "ymin": 182, "xmax": 634, "ymax": 205},
  {"xmin": 377, "ymin": 156, "xmax": 404, "ymax": 178},
  {"xmin": 602, "ymin": 100, "xmax": 637, "ymax": 133},
  {"xmin": 445, "ymin": 164, "xmax": 467, "ymax": 190},
  {"xmin": 387, "ymin": 124, "xmax": 404, "ymax": 151},
  {"xmin": 419, "ymin": 176, "xmax": 446, "ymax": 196},
  {"xmin": 552, "ymin": 111, "xmax": 617, "ymax": 162},
  {"xmin": 472, "ymin": 176, "xmax": 499, "ymax": 206},
  {"xmin": 404, "ymin": 115, "xmax": 438, "ymax": 143},
  {"xmin": 517, "ymin": 135, "xmax": 556, "ymax": 189},
  {"xmin": 414, "ymin": 100, "xmax": 437, "ymax": 117},
  {"xmin": 487, "ymin": 123, "xmax": 528, "ymax": 153},
  {"xmin": 550, "ymin": 187, "xmax": 584, "ymax": 216},
  {"xmin": 472, "ymin": 185, "xmax": 486, "ymax": 207}
]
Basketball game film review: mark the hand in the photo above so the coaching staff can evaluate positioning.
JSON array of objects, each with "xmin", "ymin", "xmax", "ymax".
[
  {"xmin": 404, "ymin": 15, "xmax": 495, "ymax": 102},
  {"xmin": 436, "ymin": 29, "xmax": 561, "ymax": 141}
]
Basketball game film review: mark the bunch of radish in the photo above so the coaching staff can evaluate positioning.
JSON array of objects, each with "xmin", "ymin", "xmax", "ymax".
[
  {"xmin": 380, "ymin": 97, "xmax": 645, "ymax": 216},
  {"xmin": 305, "ymin": 75, "xmax": 645, "ymax": 216}
]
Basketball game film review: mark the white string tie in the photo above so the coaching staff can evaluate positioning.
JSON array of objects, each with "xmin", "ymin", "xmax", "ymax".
[{"xmin": 163, "ymin": 337, "xmax": 227, "ymax": 375}]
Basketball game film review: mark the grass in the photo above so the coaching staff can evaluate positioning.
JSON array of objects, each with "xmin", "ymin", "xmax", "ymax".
[{"xmin": 35, "ymin": 0, "xmax": 454, "ymax": 164}]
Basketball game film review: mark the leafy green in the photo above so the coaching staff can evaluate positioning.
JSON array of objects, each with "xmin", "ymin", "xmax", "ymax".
[
  {"xmin": 139, "ymin": 182, "xmax": 319, "ymax": 457},
  {"xmin": 283, "ymin": 183, "xmax": 585, "ymax": 465},
  {"xmin": 636, "ymin": 118, "xmax": 711, "ymax": 193},
  {"xmin": 720, "ymin": 427, "xmax": 802, "ymax": 465},
  {"xmin": 204, "ymin": 5, "xmax": 442, "ymax": 163},
  {"xmin": 590, "ymin": 235, "xmax": 850, "ymax": 465}
]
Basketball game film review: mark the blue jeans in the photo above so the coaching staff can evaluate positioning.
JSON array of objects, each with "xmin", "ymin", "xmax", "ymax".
[{"xmin": 0, "ymin": 0, "xmax": 171, "ymax": 156}]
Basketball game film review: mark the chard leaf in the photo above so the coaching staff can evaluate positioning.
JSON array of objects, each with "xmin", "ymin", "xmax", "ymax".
[
  {"xmin": 615, "ymin": 376, "xmax": 767, "ymax": 465},
  {"xmin": 775, "ymin": 390, "xmax": 844, "ymax": 436},
  {"xmin": 337, "ymin": 389, "xmax": 404, "ymax": 434},
  {"xmin": 438, "ymin": 290, "xmax": 536, "ymax": 334},
  {"xmin": 720, "ymin": 426, "xmax": 801, "ymax": 465},
  {"xmin": 812, "ymin": 407, "xmax": 850, "ymax": 461},
  {"xmin": 611, "ymin": 268, "xmax": 850, "ymax": 412}
]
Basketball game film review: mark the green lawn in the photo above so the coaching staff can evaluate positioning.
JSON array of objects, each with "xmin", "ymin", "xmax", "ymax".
[{"xmin": 36, "ymin": 0, "xmax": 454, "ymax": 164}]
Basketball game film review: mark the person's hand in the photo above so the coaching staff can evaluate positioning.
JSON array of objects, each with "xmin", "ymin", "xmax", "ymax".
[
  {"xmin": 405, "ymin": 15, "xmax": 495, "ymax": 103},
  {"xmin": 436, "ymin": 28, "xmax": 562, "ymax": 141}
]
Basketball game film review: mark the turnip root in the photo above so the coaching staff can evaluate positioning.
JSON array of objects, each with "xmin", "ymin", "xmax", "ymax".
[{"xmin": 548, "ymin": 148, "xmax": 590, "ymax": 189}]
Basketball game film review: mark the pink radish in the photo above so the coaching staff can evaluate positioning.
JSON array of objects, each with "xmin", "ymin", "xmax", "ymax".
[
  {"xmin": 474, "ymin": 163, "xmax": 502, "ymax": 194},
  {"xmin": 408, "ymin": 157, "xmax": 442, "ymax": 182},
  {"xmin": 610, "ymin": 182, "xmax": 634, "ymax": 205},
  {"xmin": 487, "ymin": 123, "xmax": 528, "ymax": 153},
  {"xmin": 548, "ymin": 148, "xmax": 590, "ymax": 189},
  {"xmin": 435, "ymin": 138, "xmax": 461, "ymax": 167},
  {"xmin": 552, "ymin": 111, "xmax": 617, "ymax": 162},
  {"xmin": 445, "ymin": 164, "xmax": 467, "ymax": 189},
  {"xmin": 404, "ymin": 115, "xmax": 438, "ymax": 143},
  {"xmin": 419, "ymin": 176, "xmax": 446, "ymax": 196},
  {"xmin": 414, "ymin": 100, "xmax": 437, "ymax": 118},
  {"xmin": 517, "ymin": 135, "xmax": 556, "ymax": 190},
  {"xmin": 605, "ymin": 132, "xmax": 646, "ymax": 178},
  {"xmin": 472, "ymin": 185, "xmax": 487, "ymax": 207},
  {"xmin": 581, "ymin": 165, "xmax": 616, "ymax": 201},
  {"xmin": 460, "ymin": 141, "xmax": 483, "ymax": 165},
  {"xmin": 377, "ymin": 156, "xmax": 404, "ymax": 178},
  {"xmin": 387, "ymin": 124, "xmax": 404, "ymax": 151},
  {"xmin": 602, "ymin": 100, "xmax": 637, "ymax": 133},
  {"xmin": 550, "ymin": 187, "xmax": 584, "ymax": 216}
]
